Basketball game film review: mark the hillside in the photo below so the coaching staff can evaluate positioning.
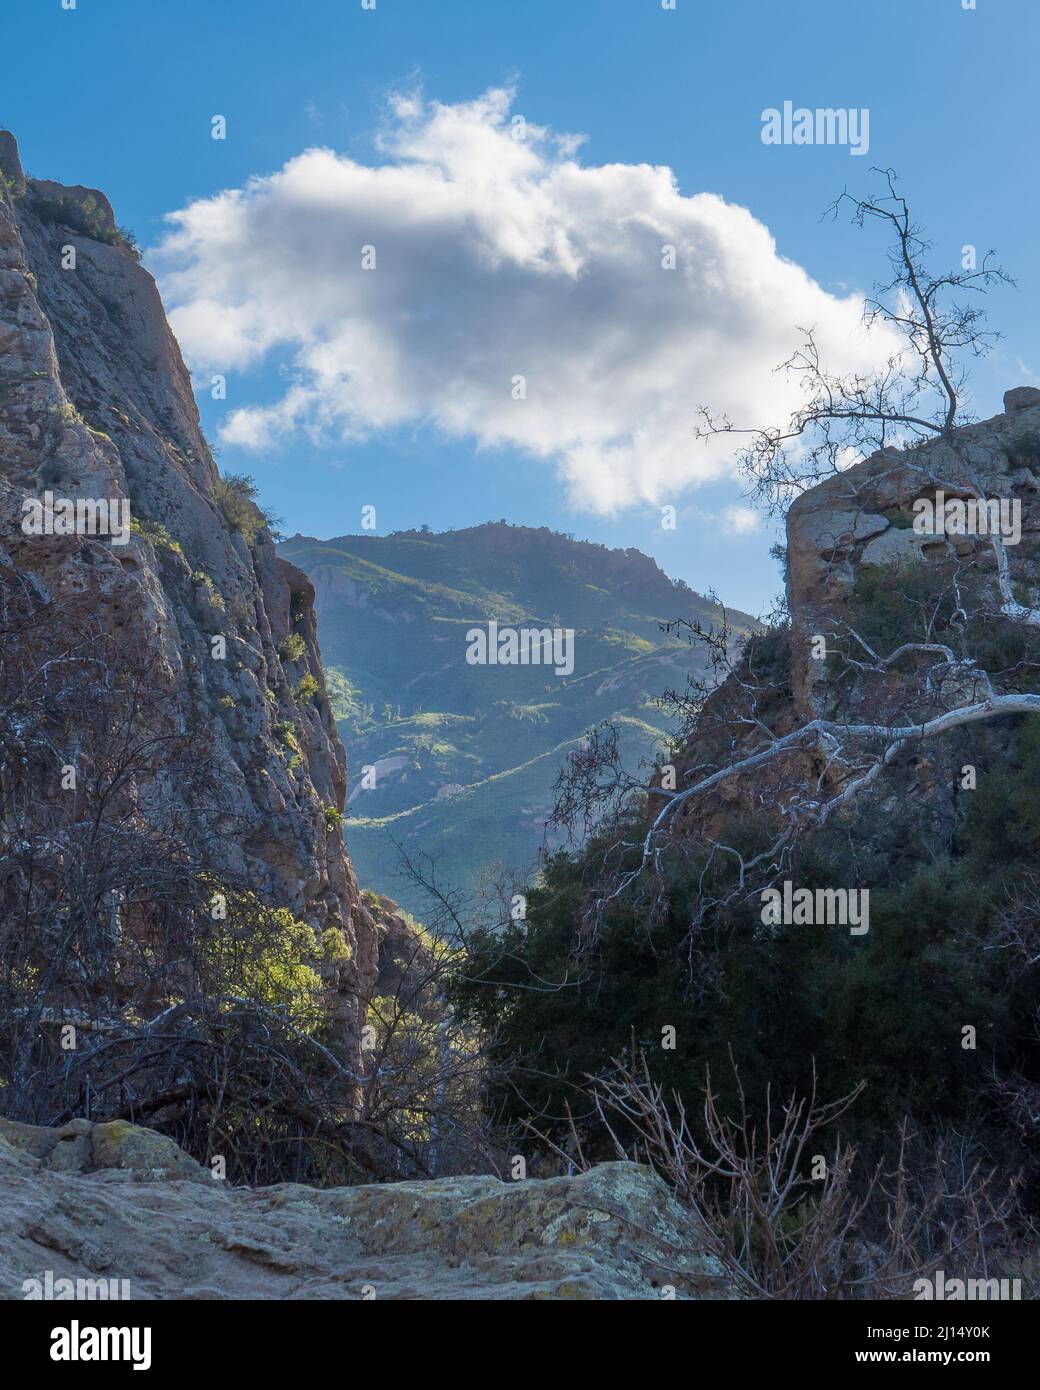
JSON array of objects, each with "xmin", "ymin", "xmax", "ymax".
[{"xmin": 280, "ymin": 525, "xmax": 759, "ymax": 916}]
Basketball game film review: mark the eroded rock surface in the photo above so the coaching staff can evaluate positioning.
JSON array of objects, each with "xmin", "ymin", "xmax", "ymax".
[
  {"xmin": 786, "ymin": 396, "xmax": 1040, "ymax": 714},
  {"xmin": 0, "ymin": 132, "xmax": 380, "ymax": 1046},
  {"xmin": 661, "ymin": 393, "xmax": 1040, "ymax": 841},
  {"xmin": 0, "ymin": 1117, "xmax": 732, "ymax": 1301}
]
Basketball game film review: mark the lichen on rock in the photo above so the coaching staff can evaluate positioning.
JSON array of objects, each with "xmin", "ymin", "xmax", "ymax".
[{"xmin": 0, "ymin": 1116, "xmax": 734, "ymax": 1300}]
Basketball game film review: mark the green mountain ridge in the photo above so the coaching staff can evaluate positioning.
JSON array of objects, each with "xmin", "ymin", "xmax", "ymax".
[{"xmin": 280, "ymin": 523, "xmax": 759, "ymax": 917}]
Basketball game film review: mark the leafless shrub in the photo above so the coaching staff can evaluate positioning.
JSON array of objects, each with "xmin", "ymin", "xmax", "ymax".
[{"xmin": 555, "ymin": 1047, "xmax": 1027, "ymax": 1299}]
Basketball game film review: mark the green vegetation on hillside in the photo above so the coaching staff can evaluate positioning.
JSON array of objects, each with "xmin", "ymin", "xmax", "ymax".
[
  {"xmin": 445, "ymin": 554, "xmax": 1040, "ymax": 1289},
  {"xmin": 281, "ymin": 523, "xmax": 758, "ymax": 915}
]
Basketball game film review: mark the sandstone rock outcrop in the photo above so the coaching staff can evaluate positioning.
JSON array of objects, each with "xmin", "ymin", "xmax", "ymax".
[
  {"xmin": 0, "ymin": 133, "xmax": 379, "ymax": 1046},
  {"xmin": 785, "ymin": 393, "xmax": 1040, "ymax": 718},
  {"xmin": 664, "ymin": 392, "xmax": 1040, "ymax": 839},
  {"xmin": 0, "ymin": 1116, "xmax": 732, "ymax": 1300},
  {"xmin": 0, "ymin": 1115, "xmax": 206, "ymax": 1182}
]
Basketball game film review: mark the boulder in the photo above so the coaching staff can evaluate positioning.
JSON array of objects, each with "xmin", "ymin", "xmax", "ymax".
[
  {"xmin": 0, "ymin": 1116, "xmax": 734, "ymax": 1300},
  {"xmin": 88, "ymin": 1120, "xmax": 207, "ymax": 1182},
  {"xmin": 1004, "ymin": 386, "xmax": 1040, "ymax": 414},
  {"xmin": 859, "ymin": 526, "xmax": 940, "ymax": 568},
  {"xmin": 0, "ymin": 1115, "xmax": 205, "ymax": 1181}
]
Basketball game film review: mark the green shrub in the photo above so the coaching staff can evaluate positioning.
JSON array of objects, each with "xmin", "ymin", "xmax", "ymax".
[
  {"xmin": 31, "ymin": 189, "xmax": 133, "ymax": 250},
  {"xmin": 118, "ymin": 226, "xmax": 142, "ymax": 261},
  {"xmin": 295, "ymin": 673, "xmax": 320, "ymax": 704},
  {"xmin": 131, "ymin": 516, "xmax": 183, "ymax": 556},
  {"xmin": 192, "ymin": 568, "xmax": 225, "ymax": 607},
  {"xmin": 213, "ymin": 473, "xmax": 281, "ymax": 545},
  {"xmin": 273, "ymin": 720, "xmax": 300, "ymax": 755},
  {"xmin": 450, "ymin": 787, "xmax": 1032, "ymax": 1163},
  {"xmin": 279, "ymin": 632, "xmax": 307, "ymax": 663}
]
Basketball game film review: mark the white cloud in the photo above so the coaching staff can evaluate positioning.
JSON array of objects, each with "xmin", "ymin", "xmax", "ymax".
[
  {"xmin": 721, "ymin": 505, "xmax": 763, "ymax": 536},
  {"xmin": 155, "ymin": 87, "xmax": 898, "ymax": 515}
]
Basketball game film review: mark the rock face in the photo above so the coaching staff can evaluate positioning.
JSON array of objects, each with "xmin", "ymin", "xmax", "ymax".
[
  {"xmin": 785, "ymin": 395, "xmax": 1040, "ymax": 716},
  {"xmin": 0, "ymin": 134, "xmax": 379, "ymax": 1043},
  {"xmin": 0, "ymin": 1117, "xmax": 732, "ymax": 1300},
  {"xmin": 664, "ymin": 393, "xmax": 1040, "ymax": 838}
]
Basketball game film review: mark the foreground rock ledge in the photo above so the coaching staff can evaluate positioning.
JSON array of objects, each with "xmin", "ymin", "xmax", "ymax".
[{"xmin": 0, "ymin": 1118, "xmax": 733, "ymax": 1300}]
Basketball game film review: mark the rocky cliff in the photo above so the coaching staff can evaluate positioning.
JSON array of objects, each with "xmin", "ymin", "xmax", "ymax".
[
  {"xmin": 665, "ymin": 387, "xmax": 1040, "ymax": 845},
  {"xmin": 0, "ymin": 133, "xmax": 378, "ymax": 1049},
  {"xmin": 785, "ymin": 386, "xmax": 1040, "ymax": 718}
]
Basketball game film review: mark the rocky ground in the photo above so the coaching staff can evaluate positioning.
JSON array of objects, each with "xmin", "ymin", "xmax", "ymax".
[{"xmin": 0, "ymin": 1116, "xmax": 733, "ymax": 1301}]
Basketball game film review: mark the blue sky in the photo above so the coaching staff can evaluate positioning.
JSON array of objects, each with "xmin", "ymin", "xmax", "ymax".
[{"xmin": 5, "ymin": 0, "xmax": 1038, "ymax": 615}]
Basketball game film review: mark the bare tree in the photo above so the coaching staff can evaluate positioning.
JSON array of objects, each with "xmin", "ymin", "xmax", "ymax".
[{"xmin": 697, "ymin": 167, "xmax": 1013, "ymax": 508}]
